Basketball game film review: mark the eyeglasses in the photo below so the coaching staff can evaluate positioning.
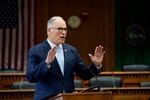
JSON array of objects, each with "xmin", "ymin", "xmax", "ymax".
[{"xmin": 50, "ymin": 27, "xmax": 67, "ymax": 33}]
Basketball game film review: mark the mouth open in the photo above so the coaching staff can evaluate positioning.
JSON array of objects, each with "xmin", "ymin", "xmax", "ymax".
[{"xmin": 60, "ymin": 36, "xmax": 66, "ymax": 39}]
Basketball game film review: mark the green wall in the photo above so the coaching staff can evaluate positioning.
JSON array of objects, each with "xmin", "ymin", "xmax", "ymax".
[{"xmin": 115, "ymin": 0, "xmax": 150, "ymax": 70}]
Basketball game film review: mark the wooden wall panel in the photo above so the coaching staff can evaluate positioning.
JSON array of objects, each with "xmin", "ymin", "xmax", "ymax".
[{"xmin": 36, "ymin": 0, "xmax": 115, "ymax": 71}]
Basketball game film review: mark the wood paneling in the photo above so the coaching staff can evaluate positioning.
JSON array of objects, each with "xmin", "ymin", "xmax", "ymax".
[
  {"xmin": 1, "ymin": 72, "xmax": 150, "ymax": 89},
  {"xmin": 77, "ymin": 87, "xmax": 150, "ymax": 100},
  {"xmin": 36, "ymin": 0, "xmax": 115, "ymax": 71},
  {"xmin": 0, "ymin": 89, "xmax": 34, "ymax": 100},
  {"xmin": 76, "ymin": 71, "xmax": 150, "ymax": 87},
  {"xmin": 51, "ymin": 92, "xmax": 112, "ymax": 100},
  {"xmin": 0, "ymin": 87, "xmax": 150, "ymax": 100},
  {"xmin": 0, "ymin": 73, "xmax": 25, "ymax": 89}
]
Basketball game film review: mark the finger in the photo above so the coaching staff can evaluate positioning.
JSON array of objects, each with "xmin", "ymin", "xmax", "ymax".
[
  {"xmin": 47, "ymin": 48, "xmax": 56, "ymax": 60},
  {"xmin": 51, "ymin": 47, "xmax": 56, "ymax": 53},
  {"xmin": 97, "ymin": 45, "xmax": 101, "ymax": 53},
  {"xmin": 50, "ymin": 50, "xmax": 56, "ymax": 58},
  {"xmin": 94, "ymin": 46, "xmax": 99, "ymax": 54},
  {"xmin": 100, "ymin": 46, "xmax": 103, "ymax": 54},
  {"xmin": 94, "ymin": 46, "xmax": 100, "ymax": 56},
  {"xmin": 95, "ymin": 45, "xmax": 102, "ymax": 54},
  {"xmin": 88, "ymin": 53, "xmax": 93, "ymax": 60},
  {"xmin": 98, "ymin": 45, "xmax": 104, "ymax": 55},
  {"xmin": 99, "ymin": 45, "xmax": 103, "ymax": 52},
  {"xmin": 52, "ymin": 50, "xmax": 56, "ymax": 58},
  {"xmin": 102, "ymin": 50, "xmax": 105, "ymax": 55},
  {"xmin": 48, "ymin": 47, "xmax": 56, "ymax": 54}
]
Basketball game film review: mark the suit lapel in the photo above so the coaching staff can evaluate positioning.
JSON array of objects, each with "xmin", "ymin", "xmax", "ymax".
[{"xmin": 63, "ymin": 44, "xmax": 72, "ymax": 77}]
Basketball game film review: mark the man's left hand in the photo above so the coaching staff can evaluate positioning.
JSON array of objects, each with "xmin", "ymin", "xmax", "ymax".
[{"xmin": 88, "ymin": 45, "xmax": 105, "ymax": 66}]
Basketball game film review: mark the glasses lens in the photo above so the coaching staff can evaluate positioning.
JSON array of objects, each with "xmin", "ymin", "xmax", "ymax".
[{"xmin": 57, "ymin": 27, "xmax": 67, "ymax": 32}]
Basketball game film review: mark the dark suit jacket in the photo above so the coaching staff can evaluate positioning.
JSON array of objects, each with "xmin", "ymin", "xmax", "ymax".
[{"xmin": 26, "ymin": 40, "xmax": 100, "ymax": 100}]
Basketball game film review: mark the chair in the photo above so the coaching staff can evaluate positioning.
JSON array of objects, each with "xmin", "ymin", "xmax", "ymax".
[
  {"xmin": 11, "ymin": 81, "xmax": 35, "ymax": 89},
  {"xmin": 123, "ymin": 64, "xmax": 150, "ymax": 71},
  {"xmin": 0, "ymin": 69, "xmax": 22, "ymax": 73},
  {"xmin": 11, "ymin": 80, "xmax": 81, "ymax": 89},
  {"xmin": 140, "ymin": 81, "xmax": 150, "ymax": 87},
  {"xmin": 74, "ymin": 79, "xmax": 82, "ymax": 88},
  {"xmin": 89, "ymin": 76, "xmax": 122, "ymax": 88}
]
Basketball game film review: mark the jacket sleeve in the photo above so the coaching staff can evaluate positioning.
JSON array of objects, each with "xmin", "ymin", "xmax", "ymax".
[
  {"xmin": 74, "ymin": 48, "xmax": 101, "ymax": 80},
  {"xmin": 26, "ymin": 48, "xmax": 50, "ymax": 83}
]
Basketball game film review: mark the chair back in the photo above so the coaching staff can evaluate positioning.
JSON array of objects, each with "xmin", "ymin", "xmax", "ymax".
[
  {"xmin": 123, "ymin": 64, "xmax": 149, "ymax": 71},
  {"xmin": 11, "ymin": 81, "xmax": 35, "ymax": 89},
  {"xmin": 90, "ymin": 76, "xmax": 122, "ymax": 88},
  {"xmin": 74, "ymin": 79, "xmax": 82, "ymax": 88},
  {"xmin": 140, "ymin": 82, "xmax": 150, "ymax": 87}
]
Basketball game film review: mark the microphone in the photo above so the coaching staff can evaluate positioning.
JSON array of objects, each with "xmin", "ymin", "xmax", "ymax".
[
  {"xmin": 111, "ymin": 71, "xmax": 116, "ymax": 88},
  {"xmin": 79, "ymin": 65, "xmax": 102, "ymax": 93},
  {"xmin": 110, "ymin": 71, "xmax": 121, "ymax": 94},
  {"xmin": 80, "ymin": 85, "xmax": 100, "ymax": 93}
]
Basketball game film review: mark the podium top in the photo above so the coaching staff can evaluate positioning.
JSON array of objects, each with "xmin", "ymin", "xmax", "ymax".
[{"xmin": 50, "ymin": 92, "xmax": 112, "ymax": 100}]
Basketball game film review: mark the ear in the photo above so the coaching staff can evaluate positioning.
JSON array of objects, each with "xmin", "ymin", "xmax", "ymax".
[{"xmin": 47, "ymin": 28, "xmax": 51, "ymax": 32}]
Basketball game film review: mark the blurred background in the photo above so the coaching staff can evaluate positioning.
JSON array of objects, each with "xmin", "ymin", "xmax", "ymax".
[{"xmin": 0, "ymin": 0, "xmax": 150, "ymax": 71}]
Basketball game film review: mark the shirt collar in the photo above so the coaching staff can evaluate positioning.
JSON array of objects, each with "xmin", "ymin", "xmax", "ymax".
[{"xmin": 47, "ymin": 39, "xmax": 63, "ymax": 49}]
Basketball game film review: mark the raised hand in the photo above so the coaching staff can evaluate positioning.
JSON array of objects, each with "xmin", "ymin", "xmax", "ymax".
[
  {"xmin": 88, "ymin": 45, "xmax": 105, "ymax": 66},
  {"xmin": 45, "ymin": 47, "xmax": 56, "ymax": 64}
]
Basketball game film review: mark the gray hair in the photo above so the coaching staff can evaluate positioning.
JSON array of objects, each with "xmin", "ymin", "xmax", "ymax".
[{"xmin": 47, "ymin": 16, "xmax": 64, "ymax": 28}]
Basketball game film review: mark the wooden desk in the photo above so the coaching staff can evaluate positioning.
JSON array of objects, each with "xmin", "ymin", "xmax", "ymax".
[
  {"xmin": 76, "ymin": 87, "xmax": 150, "ymax": 100},
  {"xmin": 0, "ymin": 90, "xmax": 112, "ymax": 100},
  {"xmin": 0, "ymin": 89, "xmax": 34, "ymax": 100},
  {"xmin": 0, "ymin": 87, "xmax": 150, "ymax": 100},
  {"xmin": 0, "ymin": 71, "xmax": 150, "ymax": 89},
  {"xmin": 102, "ymin": 87, "xmax": 150, "ymax": 100},
  {"xmin": 101, "ymin": 71, "xmax": 150, "ymax": 87},
  {"xmin": 50, "ymin": 92, "xmax": 112, "ymax": 100},
  {"xmin": 80, "ymin": 71, "xmax": 150, "ymax": 87}
]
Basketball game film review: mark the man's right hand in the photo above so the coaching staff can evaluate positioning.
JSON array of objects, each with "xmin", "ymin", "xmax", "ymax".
[{"xmin": 45, "ymin": 47, "xmax": 56, "ymax": 64}]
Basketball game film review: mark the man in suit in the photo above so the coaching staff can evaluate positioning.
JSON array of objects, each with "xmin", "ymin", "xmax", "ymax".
[{"xmin": 26, "ymin": 16, "xmax": 105, "ymax": 100}]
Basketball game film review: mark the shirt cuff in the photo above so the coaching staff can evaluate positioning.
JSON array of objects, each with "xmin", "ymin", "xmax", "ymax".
[
  {"xmin": 46, "ymin": 64, "xmax": 51, "ymax": 68},
  {"xmin": 95, "ymin": 64, "xmax": 102, "ymax": 70}
]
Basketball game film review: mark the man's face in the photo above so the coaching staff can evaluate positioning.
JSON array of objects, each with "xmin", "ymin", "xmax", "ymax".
[{"xmin": 47, "ymin": 19, "xmax": 67, "ymax": 45}]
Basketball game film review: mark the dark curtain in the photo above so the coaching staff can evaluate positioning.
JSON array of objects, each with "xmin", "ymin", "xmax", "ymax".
[{"xmin": 115, "ymin": 0, "xmax": 150, "ymax": 70}]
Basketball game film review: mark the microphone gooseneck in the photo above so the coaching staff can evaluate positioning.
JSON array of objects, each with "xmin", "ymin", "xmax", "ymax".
[{"xmin": 79, "ymin": 66, "xmax": 102, "ymax": 93}]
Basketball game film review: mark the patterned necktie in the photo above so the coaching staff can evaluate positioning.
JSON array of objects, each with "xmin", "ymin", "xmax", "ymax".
[{"xmin": 56, "ymin": 45, "xmax": 64, "ymax": 75}]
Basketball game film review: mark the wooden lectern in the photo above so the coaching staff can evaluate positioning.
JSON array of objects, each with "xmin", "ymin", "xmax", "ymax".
[{"xmin": 50, "ymin": 92, "xmax": 112, "ymax": 100}]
